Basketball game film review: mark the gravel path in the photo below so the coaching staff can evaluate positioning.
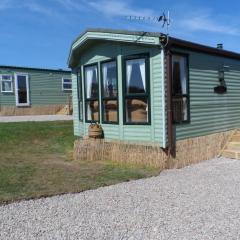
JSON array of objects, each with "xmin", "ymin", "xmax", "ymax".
[
  {"xmin": 0, "ymin": 115, "xmax": 72, "ymax": 122},
  {"xmin": 1, "ymin": 157, "xmax": 240, "ymax": 240}
]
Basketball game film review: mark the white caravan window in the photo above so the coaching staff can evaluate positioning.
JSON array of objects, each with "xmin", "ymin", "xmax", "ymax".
[
  {"xmin": 1, "ymin": 74, "xmax": 13, "ymax": 93},
  {"xmin": 62, "ymin": 78, "xmax": 72, "ymax": 91}
]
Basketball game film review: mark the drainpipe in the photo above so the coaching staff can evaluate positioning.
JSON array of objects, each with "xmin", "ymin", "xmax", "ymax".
[
  {"xmin": 166, "ymin": 49, "xmax": 173, "ymax": 156},
  {"xmin": 161, "ymin": 48, "xmax": 166, "ymax": 149},
  {"xmin": 159, "ymin": 35, "xmax": 173, "ymax": 156}
]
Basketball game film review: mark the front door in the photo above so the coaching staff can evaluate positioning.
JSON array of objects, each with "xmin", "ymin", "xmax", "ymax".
[{"xmin": 15, "ymin": 73, "xmax": 30, "ymax": 106}]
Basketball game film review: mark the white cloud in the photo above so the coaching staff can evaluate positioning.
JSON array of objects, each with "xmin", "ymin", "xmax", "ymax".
[
  {"xmin": 180, "ymin": 14, "xmax": 240, "ymax": 36},
  {"xmin": 87, "ymin": 0, "xmax": 155, "ymax": 17},
  {"xmin": 0, "ymin": 0, "xmax": 64, "ymax": 19},
  {"xmin": 22, "ymin": 1, "xmax": 55, "ymax": 17},
  {"xmin": 0, "ymin": 0, "xmax": 52, "ymax": 15},
  {"xmin": 55, "ymin": 0, "xmax": 156, "ymax": 17},
  {"xmin": 54, "ymin": 0, "xmax": 75, "ymax": 10},
  {"xmin": 54, "ymin": 0, "xmax": 88, "ymax": 12}
]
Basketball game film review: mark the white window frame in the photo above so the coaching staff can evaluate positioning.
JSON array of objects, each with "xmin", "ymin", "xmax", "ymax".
[
  {"xmin": 62, "ymin": 78, "xmax": 72, "ymax": 91},
  {"xmin": 1, "ymin": 74, "xmax": 13, "ymax": 93},
  {"xmin": 14, "ymin": 73, "xmax": 30, "ymax": 107}
]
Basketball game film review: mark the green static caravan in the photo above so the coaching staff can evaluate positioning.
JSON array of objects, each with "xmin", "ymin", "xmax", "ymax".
[
  {"xmin": 0, "ymin": 66, "xmax": 72, "ymax": 116},
  {"xmin": 68, "ymin": 28, "xmax": 240, "ymax": 152}
]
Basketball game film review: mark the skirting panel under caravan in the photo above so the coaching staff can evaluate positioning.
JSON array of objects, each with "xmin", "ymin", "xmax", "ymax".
[
  {"xmin": 73, "ymin": 130, "xmax": 233, "ymax": 170},
  {"xmin": 0, "ymin": 104, "xmax": 66, "ymax": 116}
]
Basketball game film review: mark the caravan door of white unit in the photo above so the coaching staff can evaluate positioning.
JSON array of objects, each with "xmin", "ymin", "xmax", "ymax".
[{"xmin": 15, "ymin": 73, "xmax": 30, "ymax": 106}]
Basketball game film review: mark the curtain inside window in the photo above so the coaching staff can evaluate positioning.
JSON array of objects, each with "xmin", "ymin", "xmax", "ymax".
[
  {"xmin": 103, "ymin": 64, "xmax": 108, "ymax": 94},
  {"xmin": 180, "ymin": 58, "xmax": 187, "ymax": 94},
  {"xmin": 86, "ymin": 67, "xmax": 93, "ymax": 98},
  {"xmin": 103, "ymin": 61, "xmax": 116, "ymax": 97},
  {"xmin": 126, "ymin": 58, "xmax": 145, "ymax": 93},
  {"xmin": 85, "ymin": 66, "xmax": 98, "ymax": 98},
  {"xmin": 172, "ymin": 55, "xmax": 187, "ymax": 95},
  {"xmin": 90, "ymin": 68, "xmax": 97, "ymax": 98},
  {"xmin": 126, "ymin": 62, "xmax": 132, "ymax": 92},
  {"xmin": 139, "ymin": 60, "xmax": 146, "ymax": 91},
  {"xmin": 172, "ymin": 61, "xmax": 182, "ymax": 95},
  {"xmin": 172, "ymin": 54, "xmax": 189, "ymax": 123}
]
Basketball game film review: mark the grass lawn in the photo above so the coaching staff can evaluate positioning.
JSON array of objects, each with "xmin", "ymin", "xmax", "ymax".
[{"xmin": 0, "ymin": 121, "xmax": 160, "ymax": 204}]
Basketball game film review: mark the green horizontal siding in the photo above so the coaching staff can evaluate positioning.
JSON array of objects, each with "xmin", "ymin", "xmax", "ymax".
[
  {"xmin": 71, "ymin": 72, "xmax": 81, "ymax": 136},
  {"xmin": 175, "ymin": 50, "xmax": 240, "ymax": 140},
  {"xmin": 151, "ymin": 48, "xmax": 164, "ymax": 145},
  {"xmin": 0, "ymin": 67, "xmax": 71, "ymax": 106}
]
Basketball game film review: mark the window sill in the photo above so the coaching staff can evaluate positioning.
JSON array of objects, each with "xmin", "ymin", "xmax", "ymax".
[
  {"xmin": 1, "ymin": 91, "xmax": 14, "ymax": 93},
  {"xmin": 124, "ymin": 122, "xmax": 151, "ymax": 126}
]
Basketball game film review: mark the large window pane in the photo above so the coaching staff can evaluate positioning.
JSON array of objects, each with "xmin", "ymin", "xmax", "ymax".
[
  {"xmin": 102, "ymin": 61, "xmax": 117, "ymax": 97},
  {"xmin": 124, "ymin": 55, "xmax": 150, "ymax": 124},
  {"xmin": 84, "ymin": 64, "xmax": 99, "ymax": 122},
  {"xmin": 172, "ymin": 55, "xmax": 187, "ymax": 95},
  {"xmin": 101, "ymin": 60, "xmax": 118, "ymax": 124},
  {"xmin": 103, "ymin": 100, "xmax": 118, "ymax": 122},
  {"xmin": 126, "ymin": 98, "xmax": 148, "ymax": 123},
  {"xmin": 85, "ymin": 65, "xmax": 98, "ymax": 98},
  {"xmin": 172, "ymin": 54, "xmax": 189, "ymax": 123},
  {"xmin": 17, "ymin": 75, "xmax": 28, "ymax": 104},
  {"xmin": 172, "ymin": 97, "xmax": 188, "ymax": 123},
  {"xmin": 86, "ymin": 100, "xmax": 99, "ymax": 121},
  {"xmin": 126, "ymin": 58, "xmax": 146, "ymax": 94}
]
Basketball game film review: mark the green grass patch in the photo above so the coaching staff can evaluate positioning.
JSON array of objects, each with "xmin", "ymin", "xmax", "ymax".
[{"xmin": 0, "ymin": 121, "xmax": 160, "ymax": 204}]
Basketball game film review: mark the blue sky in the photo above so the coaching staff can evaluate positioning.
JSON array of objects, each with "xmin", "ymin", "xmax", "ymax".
[{"xmin": 1, "ymin": 0, "xmax": 240, "ymax": 69}]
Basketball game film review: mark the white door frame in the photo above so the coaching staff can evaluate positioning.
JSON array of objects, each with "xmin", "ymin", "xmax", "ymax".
[{"xmin": 14, "ymin": 73, "xmax": 30, "ymax": 107}]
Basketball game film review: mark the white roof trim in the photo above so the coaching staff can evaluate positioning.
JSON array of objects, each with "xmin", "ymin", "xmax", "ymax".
[{"xmin": 68, "ymin": 30, "xmax": 160, "ymax": 68}]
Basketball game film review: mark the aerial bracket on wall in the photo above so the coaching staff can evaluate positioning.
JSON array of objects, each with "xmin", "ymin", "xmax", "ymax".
[
  {"xmin": 214, "ymin": 85, "xmax": 227, "ymax": 94},
  {"xmin": 159, "ymin": 33, "xmax": 168, "ymax": 46}
]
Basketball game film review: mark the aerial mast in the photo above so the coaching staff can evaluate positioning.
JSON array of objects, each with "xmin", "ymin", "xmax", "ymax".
[{"xmin": 126, "ymin": 11, "xmax": 171, "ymax": 47}]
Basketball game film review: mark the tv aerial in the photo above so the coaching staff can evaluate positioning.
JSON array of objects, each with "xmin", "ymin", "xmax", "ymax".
[{"xmin": 125, "ymin": 11, "xmax": 171, "ymax": 47}]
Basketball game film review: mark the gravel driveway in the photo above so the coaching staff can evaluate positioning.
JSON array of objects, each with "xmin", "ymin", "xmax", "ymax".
[
  {"xmin": 0, "ymin": 115, "xmax": 72, "ymax": 122},
  {"xmin": 1, "ymin": 157, "xmax": 240, "ymax": 240}
]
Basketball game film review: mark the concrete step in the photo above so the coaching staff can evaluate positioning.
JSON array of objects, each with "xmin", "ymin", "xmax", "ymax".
[
  {"xmin": 225, "ymin": 145, "xmax": 240, "ymax": 151},
  {"xmin": 219, "ymin": 129, "xmax": 240, "ymax": 159},
  {"xmin": 228, "ymin": 141, "xmax": 240, "ymax": 145},
  {"xmin": 228, "ymin": 142, "xmax": 240, "ymax": 148},
  {"xmin": 230, "ymin": 136, "xmax": 240, "ymax": 142},
  {"xmin": 222, "ymin": 150, "xmax": 240, "ymax": 160}
]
